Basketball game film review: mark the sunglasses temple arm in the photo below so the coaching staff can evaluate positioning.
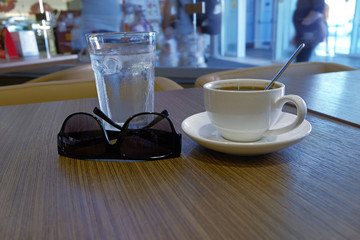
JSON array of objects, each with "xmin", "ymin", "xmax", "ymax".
[
  {"xmin": 93, "ymin": 107, "xmax": 122, "ymax": 130},
  {"xmin": 143, "ymin": 110, "xmax": 169, "ymax": 129}
]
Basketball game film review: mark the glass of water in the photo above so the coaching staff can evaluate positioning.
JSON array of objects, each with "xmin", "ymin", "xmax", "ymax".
[{"xmin": 86, "ymin": 32, "xmax": 156, "ymax": 129}]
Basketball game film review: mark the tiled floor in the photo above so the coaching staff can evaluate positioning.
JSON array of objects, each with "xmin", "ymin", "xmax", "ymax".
[
  {"xmin": 209, "ymin": 47, "xmax": 360, "ymax": 69},
  {"xmin": 312, "ymin": 53, "xmax": 360, "ymax": 68},
  {"xmin": 1, "ymin": 46, "xmax": 358, "ymax": 87}
]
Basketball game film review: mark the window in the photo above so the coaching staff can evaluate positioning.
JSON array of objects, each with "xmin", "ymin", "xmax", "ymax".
[{"xmin": 1, "ymin": 0, "xmax": 359, "ymax": 71}]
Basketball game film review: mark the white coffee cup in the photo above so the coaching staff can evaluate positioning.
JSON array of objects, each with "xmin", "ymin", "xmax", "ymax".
[{"xmin": 203, "ymin": 79, "xmax": 307, "ymax": 142}]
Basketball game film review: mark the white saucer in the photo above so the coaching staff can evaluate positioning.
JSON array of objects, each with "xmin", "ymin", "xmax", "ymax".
[{"xmin": 181, "ymin": 112, "xmax": 312, "ymax": 155}]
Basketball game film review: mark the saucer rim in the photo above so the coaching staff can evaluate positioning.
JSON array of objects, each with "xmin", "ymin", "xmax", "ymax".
[{"xmin": 181, "ymin": 111, "xmax": 312, "ymax": 155}]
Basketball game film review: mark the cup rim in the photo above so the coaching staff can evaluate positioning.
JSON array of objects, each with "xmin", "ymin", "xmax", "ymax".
[
  {"xmin": 203, "ymin": 79, "xmax": 284, "ymax": 92},
  {"xmin": 86, "ymin": 31, "xmax": 156, "ymax": 38}
]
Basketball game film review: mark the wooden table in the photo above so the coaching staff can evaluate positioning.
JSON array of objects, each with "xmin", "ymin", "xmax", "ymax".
[
  {"xmin": 0, "ymin": 54, "xmax": 78, "ymax": 74},
  {"xmin": 0, "ymin": 88, "xmax": 359, "ymax": 239},
  {"xmin": 277, "ymin": 69, "xmax": 360, "ymax": 127}
]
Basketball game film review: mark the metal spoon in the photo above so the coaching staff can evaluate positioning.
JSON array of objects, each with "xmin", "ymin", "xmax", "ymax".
[{"xmin": 264, "ymin": 43, "xmax": 305, "ymax": 90}]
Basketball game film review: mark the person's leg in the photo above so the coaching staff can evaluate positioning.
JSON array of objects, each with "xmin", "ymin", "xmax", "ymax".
[
  {"xmin": 296, "ymin": 45, "xmax": 313, "ymax": 62},
  {"xmin": 176, "ymin": 33, "xmax": 207, "ymax": 67}
]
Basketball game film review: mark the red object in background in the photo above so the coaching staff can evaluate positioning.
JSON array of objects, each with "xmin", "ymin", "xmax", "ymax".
[
  {"xmin": 0, "ymin": 27, "xmax": 18, "ymax": 59},
  {"xmin": 29, "ymin": 2, "xmax": 53, "ymax": 15},
  {"xmin": 0, "ymin": 0, "xmax": 16, "ymax": 13}
]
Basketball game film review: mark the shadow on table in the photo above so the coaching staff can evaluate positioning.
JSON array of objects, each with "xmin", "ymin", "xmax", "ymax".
[{"xmin": 185, "ymin": 145, "xmax": 293, "ymax": 168}]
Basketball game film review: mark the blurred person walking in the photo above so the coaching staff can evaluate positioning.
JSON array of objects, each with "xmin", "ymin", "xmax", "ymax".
[
  {"xmin": 292, "ymin": 0, "xmax": 326, "ymax": 62},
  {"xmin": 163, "ymin": 0, "xmax": 221, "ymax": 67},
  {"xmin": 323, "ymin": 2, "xmax": 330, "ymax": 54},
  {"xmin": 78, "ymin": 0, "xmax": 122, "ymax": 59},
  {"xmin": 159, "ymin": 23, "xmax": 179, "ymax": 67}
]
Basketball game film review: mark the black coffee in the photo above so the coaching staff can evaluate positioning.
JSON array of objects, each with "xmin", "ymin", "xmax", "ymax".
[{"xmin": 216, "ymin": 86, "xmax": 268, "ymax": 91}]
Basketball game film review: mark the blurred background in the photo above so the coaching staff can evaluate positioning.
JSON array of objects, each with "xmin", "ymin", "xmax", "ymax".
[{"xmin": 1, "ymin": 0, "xmax": 359, "ymax": 70}]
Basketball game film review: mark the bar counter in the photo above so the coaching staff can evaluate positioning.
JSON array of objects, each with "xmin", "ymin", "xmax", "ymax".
[{"xmin": 0, "ymin": 54, "xmax": 78, "ymax": 74}]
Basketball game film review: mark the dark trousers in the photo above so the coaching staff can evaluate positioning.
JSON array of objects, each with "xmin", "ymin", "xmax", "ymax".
[{"xmin": 295, "ymin": 45, "xmax": 314, "ymax": 62}]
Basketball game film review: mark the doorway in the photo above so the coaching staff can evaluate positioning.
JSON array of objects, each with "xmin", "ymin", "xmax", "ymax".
[
  {"xmin": 316, "ymin": 0, "xmax": 360, "ymax": 57},
  {"xmin": 274, "ymin": 0, "xmax": 360, "ymax": 63}
]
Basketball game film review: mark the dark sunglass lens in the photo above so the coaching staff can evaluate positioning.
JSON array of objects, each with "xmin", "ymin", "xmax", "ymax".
[
  {"xmin": 61, "ymin": 114, "xmax": 107, "ymax": 156},
  {"xmin": 127, "ymin": 114, "xmax": 154, "ymax": 129},
  {"xmin": 119, "ymin": 114, "xmax": 175, "ymax": 159}
]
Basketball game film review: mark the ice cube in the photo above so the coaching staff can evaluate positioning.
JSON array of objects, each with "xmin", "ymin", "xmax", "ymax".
[{"xmin": 102, "ymin": 56, "xmax": 122, "ymax": 75}]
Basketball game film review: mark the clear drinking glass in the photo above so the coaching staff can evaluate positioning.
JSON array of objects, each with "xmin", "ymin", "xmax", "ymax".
[{"xmin": 86, "ymin": 32, "xmax": 156, "ymax": 129}]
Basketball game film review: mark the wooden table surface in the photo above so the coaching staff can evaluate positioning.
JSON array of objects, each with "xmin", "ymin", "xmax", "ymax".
[
  {"xmin": 0, "ymin": 54, "xmax": 78, "ymax": 74},
  {"xmin": 0, "ymin": 88, "xmax": 359, "ymax": 239},
  {"xmin": 278, "ymin": 69, "xmax": 360, "ymax": 127}
]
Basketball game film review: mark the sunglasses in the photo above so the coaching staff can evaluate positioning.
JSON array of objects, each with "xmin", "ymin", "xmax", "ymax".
[{"xmin": 57, "ymin": 107, "xmax": 182, "ymax": 160}]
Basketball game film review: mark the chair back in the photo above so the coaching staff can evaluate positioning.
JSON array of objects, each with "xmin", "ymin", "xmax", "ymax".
[
  {"xmin": 27, "ymin": 63, "xmax": 183, "ymax": 91},
  {"xmin": 0, "ymin": 64, "xmax": 183, "ymax": 106},
  {"xmin": 0, "ymin": 79, "xmax": 96, "ymax": 106},
  {"xmin": 27, "ymin": 64, "xmax": 95, "ymax": 83},
  {"xmin": 195, "ymin": 62, "xmax": 357, "ymax": 87}
]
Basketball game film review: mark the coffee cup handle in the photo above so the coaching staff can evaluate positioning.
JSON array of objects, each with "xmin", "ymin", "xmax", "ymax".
[{"xmin": 266, "ymin": 95, "xmax": 307, "ymax": 136}]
